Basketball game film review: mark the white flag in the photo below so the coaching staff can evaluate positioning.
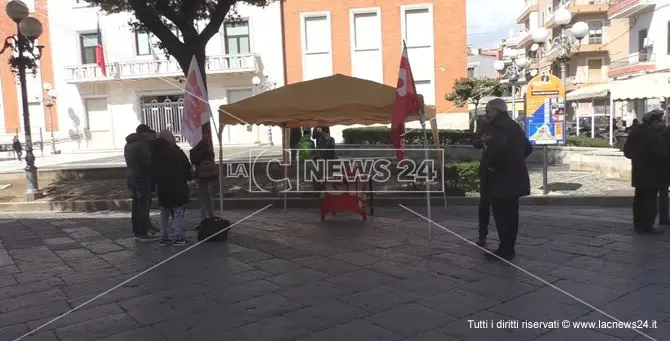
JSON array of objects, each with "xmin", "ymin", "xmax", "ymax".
[{"xmin": 181, "ymin": 55, "xmax": 211, "ymax": 147}]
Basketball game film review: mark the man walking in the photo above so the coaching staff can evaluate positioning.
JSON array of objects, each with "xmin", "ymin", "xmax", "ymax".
[
  {"xmin": 624, "ymin": 109, "xmax": 666, "ymax": 234},
  {"xmin": 124, "ymin": 124, "xmax": 159, "ymax": 241},
  {"xmin": 12, "ymin": 136, "xmax": 22, "ymax": 161},
  {"xmin": 481, "ymin": 98, "xmax": 532, "ymax": 260},
  {"xmin": 472, "ymin": 113, "xmax": 491, "ymax": 246}
]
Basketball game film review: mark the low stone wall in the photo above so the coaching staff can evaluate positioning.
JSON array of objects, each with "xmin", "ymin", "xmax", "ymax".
[
  {"xmin": 337, "ymin": 144, "xmax": 623, "ymax": 165},
  {"xmin": 567, "ymin": 150, "xmax": 631, "ymax": 180}
]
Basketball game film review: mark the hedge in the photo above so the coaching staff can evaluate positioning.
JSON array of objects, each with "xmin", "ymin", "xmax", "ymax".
[
  {"xmin": 342, "ymin": 127, "xmax": 476, "ymax": 145},
  {"xmin": 566, "ymin": 135, "xmax": 610, "ymax": 148},
  {"xmin": 452, "ymin": 160, "xmax": 480, "ymax": 193},
  {"xmin": 343, "ymin": 127, "xmax": 612, "ymax": 148}
]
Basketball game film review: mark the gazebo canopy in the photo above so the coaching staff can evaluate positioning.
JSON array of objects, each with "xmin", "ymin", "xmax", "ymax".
[{"xmin": 218, "ymin": 74, "xmax": 436, "ymax": 127}]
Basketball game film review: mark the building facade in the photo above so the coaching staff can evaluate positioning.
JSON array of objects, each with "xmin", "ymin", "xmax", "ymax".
[
  {"xmin": 282, "ymin": 0, "xmax": 468, "ymax": 138},
  {"xmin": 42, "ymin": 0, "xmax": 285, "ymax": 150},
  {"xmin": 516, "ymin": 0, "xmax": 629, "ymax": 120},
  {"xmin": 607, "ymin": 0, "xmax": 669, "ymax": 118},
  {"xmin": 0, "ymin": 0, "xmax": 58, "ymax": 145}
]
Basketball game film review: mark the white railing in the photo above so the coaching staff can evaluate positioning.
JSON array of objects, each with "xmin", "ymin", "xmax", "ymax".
[
  {"xmin": 610, "ymin": 51, "xmax": 655, "ymax": 69},
  {"xmin": 64, "ymin": 53, "xmax": 261, "ymax": 82}
]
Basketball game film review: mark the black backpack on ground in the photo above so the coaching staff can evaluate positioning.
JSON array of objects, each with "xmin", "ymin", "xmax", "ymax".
[{"xmin": 196, "ymin": 217, "xmax": 231, "ymax": 242}]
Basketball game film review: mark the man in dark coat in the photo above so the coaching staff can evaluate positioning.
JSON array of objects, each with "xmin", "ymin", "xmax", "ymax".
[
  {"xmin": 659, "ymin": 118, "xmax": 670, "ymax": 225},
  {"xmin": 472, "ymin": 114, "xmax": 492, "ymax": 246},
  {"xmin": 481, "ymin": 98, "xmax": 533, "ymax": 260},
  {"xmin": 624, "ymin": 110, "xmax": 666, "ymax": 234},
  {"xmin": 152, "ymin": 130, "xmax": 193, "ymax": 246},
  {"xmin": 124, "ymin": 124, "xmax": 159, "ymax": 241}
]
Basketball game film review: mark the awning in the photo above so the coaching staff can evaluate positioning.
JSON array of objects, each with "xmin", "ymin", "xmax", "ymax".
[
  {"xmin": 610, "ymin": 72, "xmax": 670, "ymax": 101},
  {"xmin": 566, "ymin": 83, "xmax": 611, "ymax": 101}
]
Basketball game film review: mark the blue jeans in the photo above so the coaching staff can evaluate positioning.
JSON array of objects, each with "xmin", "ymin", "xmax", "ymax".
[
  {"xmin": 131, "ymin": 179, "xmax": 152, "ymax": 236},
  {"xmin": 198, "ymin": 181, "xmax": 215, "ymax": 219},
  {"xmin": 159, "ymin": 206, "xmax": 185, "ymax": 241}
]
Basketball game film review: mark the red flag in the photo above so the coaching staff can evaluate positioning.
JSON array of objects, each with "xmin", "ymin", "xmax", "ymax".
[
  {"xmin": 391, "ymin": 44, "xmax": 420, "ymax": 160},
  {"xmin": 95, "ymin": 16, "xmax": 107, "ymax": 76}
]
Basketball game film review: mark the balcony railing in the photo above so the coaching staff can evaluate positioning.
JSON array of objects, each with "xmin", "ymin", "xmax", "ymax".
[
  {"xmin": 610, "ymin": 51, "xmax": 654, "ymax": 69},
  {"xmin": 64, "ymin": 53, "xmax": 261, "ymax": 83},
  {"xmin": 608, "ymin": 51, "xmax": 656, "ymax": 77},
  {"xmin": 608, "ymin": 0, "xmax": 655, "ymax": 19},
  {"xmin": 545, "ymin": 0, "xmax": 610, "ymax": 27}
]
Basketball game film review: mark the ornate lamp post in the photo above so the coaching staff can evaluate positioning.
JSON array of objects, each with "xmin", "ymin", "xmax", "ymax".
[
  {"xmin": 251, "ymin": 75, "xmax": 276, "ymax": 146},
  {"xmin": 0, "ymin": 0, "xmax": 44, "ymax": 200},
  {"xmin": 494, "ymin": 49, "xmax": 527, "ymax": 121},
  {"xmin": 530, "ymin": 7, "xmax": 589, "ymax": 82},
  {"xmin": 42, "ymin": 82, "xmax": 58, "ymax": 155}
]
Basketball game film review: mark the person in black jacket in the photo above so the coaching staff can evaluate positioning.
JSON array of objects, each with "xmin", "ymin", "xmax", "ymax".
[
  {"xmin": 124, "ymin": 124, "xmax": 159, "ymax": 241},
  {"xmin": 481, "ymin": 98, "xmax": 533, "ymax": 260},
  {"xmin": 624, "ymin": 110, "xmax": 666, "ymax": 234},
  {"xmin": 659, "ymin": 120, "xmax": 670, "ymax": 225},
  {"xmin": 12, "ymin": 136, "xmax": 22, "ymax": 161},
  {"xmin": 189, "ymin": 130, "xmax": 217, "ymax": 219},
  {"xmin": 152, "ymin": 130, "xmax": 193, "ymax": 246},
  {"xmin": 472, "ymin": 115, "xmax": 492, "ymax": 246}
]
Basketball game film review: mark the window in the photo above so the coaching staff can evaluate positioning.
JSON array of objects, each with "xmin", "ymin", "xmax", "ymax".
[
  {"xmin": 638, "ymin": 29, "xmax": 648, "ymax": 61},
  {"xmin": 301, "ymin": 13, "xmax": 333, "ymax": 80},
  {"xmin": 350, "ymin": 9, "xmax": 382, "ymax": 83},
  {"xmin": 84, "ymin": 98, "xmax": 109, "ymax": 132},
  {"xmin": 352, "ymin": 12, "xmax": 380, "ymax": 50},
  {"xmin": 135, "ymin": 30, "xmax": 152, "ymax": 56},
  {"xmin": 467, "ymin": 67, "xmax": 475, "ymax": 78},
  {"xmin": 79, "ymin": 33, "xmax": 97, "ymax": 64},
  {"xmin": 224, "ymin": 20, "xmax": 250, "ymax": 54},
  {"xmin": 587, "ymin": 21, "xmax": 603, "ymax": 44},
  {"xmin": 304, "ymin": 15, "xmax": 330, "ymax": 53},
  {"xmin": 402, "ymin": 5, "xmax": 434, "ymax": 105},
  {"xmin": 587, "ymin": 59, "xmax": 603, "ymax": 82},
  {"xmin": 404, "ymin": 8, "xmax": 432, "ymax": 48}
]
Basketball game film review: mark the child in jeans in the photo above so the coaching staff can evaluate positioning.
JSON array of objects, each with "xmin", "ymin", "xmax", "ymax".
[{"xmin": 151, "ymin": 130, "xmax": 192, "ymax": 246}]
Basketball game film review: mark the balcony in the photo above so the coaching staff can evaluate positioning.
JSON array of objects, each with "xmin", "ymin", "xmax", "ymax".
[
  {"xmin": 608, "ymin": 0, "xmax": 655, "ymax": 19},
  {"xmin": 608, "ymin": 51, "xmax": 656, "ymax": 78},
  {"xmin": 64, "ymin": 53, "xmax": 261, "ymax": 83},
  {"xmin": 516, "ymin": 0, "xmax": 539, "ymax": 24},
  {"xmin": 565, "ymin": 76, "xmax": 606, "ymax": 91},
  {"xmin": 544, "ymin": 0, "xmax": 610, "ymax": 28}
]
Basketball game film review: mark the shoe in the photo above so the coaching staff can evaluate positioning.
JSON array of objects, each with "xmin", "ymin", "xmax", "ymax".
[
  {"xmin": 476, "ymin": 237, "xmax": 487, "ymax": 247},
  {"xmin": 135, "ymin": 235, "xmax": 160, "ymax": 242},
  {"xmin": 159, "ymin": 239, "xmax": 172, "ymax": 247},
  {"xmin": 634, "ymin": 227, "xmax": 664, "ymax": 235},
  {"xmin": 148, "ymin": 230, "xmax": 159, "ymax": 237},
  {"xmin": 172, "ymin": 239, "xmax": 191, "ymax": 246},
  {"xmin": 485, "ymin": 248, "xmax": 516, "ymax": 261}
]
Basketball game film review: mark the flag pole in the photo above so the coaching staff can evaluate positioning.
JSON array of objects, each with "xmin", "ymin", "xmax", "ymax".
[
  {"xmin": 417, "ymin": 96, "xmax": 433, "ymax": 240},
  {"xmin": 403, "ymin": 40, "xmax": 432, "ymax": 239}
]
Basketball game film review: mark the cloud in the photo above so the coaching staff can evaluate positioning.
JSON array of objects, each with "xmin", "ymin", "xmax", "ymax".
[{"xmin": 467, "ymin": 0, "xmax": 524, "ymax": 46}]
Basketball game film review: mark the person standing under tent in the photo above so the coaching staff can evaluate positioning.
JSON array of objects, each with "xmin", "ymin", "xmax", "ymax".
[
  {"xmin": 189, "ymin": 129, "xmax": 217, "ymax": 219},
  {"xmin": 481, "ymin": 98, "xmax": 533, "ymax": 260}
]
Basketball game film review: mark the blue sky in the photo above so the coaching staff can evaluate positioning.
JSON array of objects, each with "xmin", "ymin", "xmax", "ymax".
[{"xmin": 467, "ymin": 0, "xmax": 524, "ymax": 47}]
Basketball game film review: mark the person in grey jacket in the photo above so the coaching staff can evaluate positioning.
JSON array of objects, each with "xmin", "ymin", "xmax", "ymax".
[{"xmin": 124, "ymin": 124, "xmax": 159, "ymax": 241}]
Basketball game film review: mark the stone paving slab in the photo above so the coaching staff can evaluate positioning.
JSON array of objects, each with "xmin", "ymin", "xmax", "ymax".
[{"xmin": 0, "ymin": 206, "xmax": 668, "ymax": 341}]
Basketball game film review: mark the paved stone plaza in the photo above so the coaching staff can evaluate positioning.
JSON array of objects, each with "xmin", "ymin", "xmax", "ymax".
[{"xmin": 0, "ymin": 206, "xmax": 668, "ymax": 341}]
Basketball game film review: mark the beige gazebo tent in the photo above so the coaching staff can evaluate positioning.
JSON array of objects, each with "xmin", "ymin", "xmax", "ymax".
[
  {"xmin": 218, "ymin": 73, "xmax": 437, "ymax": 129},
  {"xmin": 217, "ymin": 74, "xmax": 445, "ymax": 216}
]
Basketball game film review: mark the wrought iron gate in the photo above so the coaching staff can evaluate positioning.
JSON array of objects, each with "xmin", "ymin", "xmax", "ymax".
[{"xmin": 141, "ymin": 98, "xmax": 184, "ymax": 141}]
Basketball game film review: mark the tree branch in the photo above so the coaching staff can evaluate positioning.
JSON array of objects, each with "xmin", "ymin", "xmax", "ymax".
[
  {"xmin": 128, "ymin": 0, "xmax": 184, "ymax": 54},
  {"xmin": 199, "ymin": 0, "xmax": 235, "ymax": 45},
  {"xmin": 155, "ymin": 0, "xmax": 187, "ymax": 31}
]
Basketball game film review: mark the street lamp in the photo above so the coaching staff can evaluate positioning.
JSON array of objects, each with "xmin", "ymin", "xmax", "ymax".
[
  {"xmin": 494, "ymin": 50, "xmax": 528, "ymax": 121},
  {"xmin": 252, "ymin": 75, "xmax": 276, "ymax": 145},
  {"xmin": 0, "ymin": 0, "xmax": 44, "ymax": 200},
  {"xmin": 42, "ymin": 82, "xmax": 58, "ymax": 155},
  {"xmin": 530, "ymin": 7, "xmax": 589, "ymax": 82}
]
